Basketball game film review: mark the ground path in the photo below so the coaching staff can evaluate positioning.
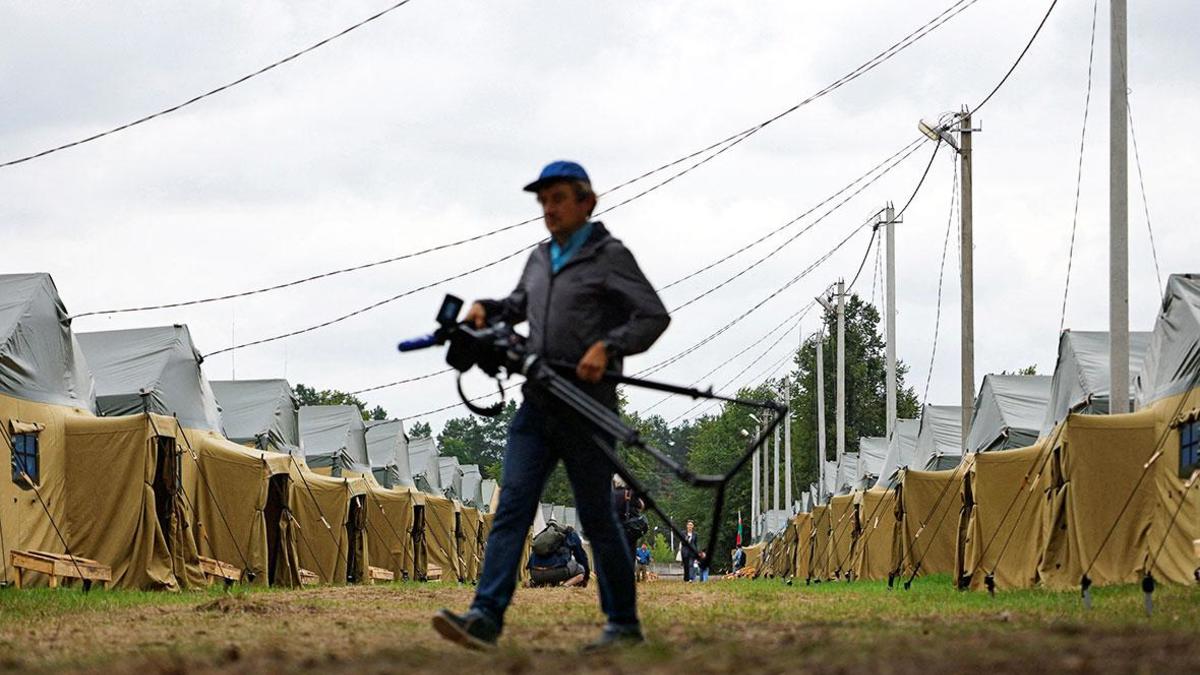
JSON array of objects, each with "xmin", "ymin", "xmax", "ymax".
[{"xmin": 1, "ymin": 577, "xmax": 1198, "ymax": 673}]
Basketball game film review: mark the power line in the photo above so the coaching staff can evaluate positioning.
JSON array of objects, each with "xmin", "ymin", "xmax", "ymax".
[
  {"xmin": 667, "ymin": 139, "xmax": 928, "ymax": 313},
  {"xmin": 73, "ymin": 0, "xmax": 984, "ymax": 318},
  {"xmin": 203, "ymin": 241, "xmax": 534, "ymax": 357},
  {"xmin": 0, "ymin": 1, "xmax": 421, "ymax": 169},
  {"xmin": 660, "ymin": 138, "xmax": 923, "ymax": 292},
  {"xmin": 1127, "ymin": 97, "xmax": 1163, "ymax": 296},
  {"xmin": 1058, "ymin": 0, "xmax": 1099, "ymax": 335},
  {"xmin": 970, "ymin": 0, "xmax": 1060, "ymax": 114},
  {"xmin": 349, "ymin": 367, "xmax": 453, "ymax": 396},
  {"xmin": 638, "ymin": 309, "xmax": 804, "ymax": 416}
]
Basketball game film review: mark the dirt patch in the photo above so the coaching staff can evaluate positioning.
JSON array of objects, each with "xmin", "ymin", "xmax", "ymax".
[{"xmin": 194, "ymin": 596, "xmax": 279, "ymax": 615}]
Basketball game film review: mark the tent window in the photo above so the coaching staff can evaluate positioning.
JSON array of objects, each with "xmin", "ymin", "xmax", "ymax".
[
  {"xmin": 10, "ymin": 433, "xmax": 39, "ymax": 487},
  {"xmin": 1182, "ymin": 420, "xmax": 1200, "ymax": 479}
]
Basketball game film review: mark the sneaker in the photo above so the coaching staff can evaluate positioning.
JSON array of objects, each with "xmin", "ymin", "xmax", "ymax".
[
  {"xmin": 432, "ymin": 608, "xmax": 500, "ymax": 651},
  {"xmin": 581, "ymin": 623, "xmax": 645, "ymax": 653}
]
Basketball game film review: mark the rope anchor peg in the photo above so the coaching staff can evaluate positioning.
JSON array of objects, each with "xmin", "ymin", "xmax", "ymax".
[
  {"xmin": 1142, "ymin": 573, "xmax": 1156, "ymax": 617},
  {"xmin": 984, "ymin": 573, "xmax": 996, "ymax": 598},
  {"xmin": 1080, "ymin": 575, "xmax": 1093, "ymax": 610}
]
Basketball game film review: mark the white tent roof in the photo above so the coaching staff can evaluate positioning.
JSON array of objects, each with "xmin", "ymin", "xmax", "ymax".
[
  {"xmin": 299, "ymin": 405, "xmax": 369, "ymax": 474},
  {"xmin": 1136, "ymin": 274, "xmax": 1200, "ymax": 408},
  {"xmin": 78, "ymin": 324, "xmax": 221, "ymax": 432},
  {"xmin": 875, "ymin": 418, "xmax": 920, "ymax": 488},
  {"xmin": 0, "ymin": 273, "xmax": 95, "ymax": 411},
  {"xmin": 966, "ymin": 374, "xmax": 1052, "ymax": 453},
  {"xmin": 211, "ymin": 379, "xmax": 299, "ymax": 452},
  {"xmin": 1041, "ymin": 330, "xmax": 1152, "ymax": 436},
  {"xmin": 481, "ymin": 479, "xmax": 497, "ymax": 512},
  {"xmin": 858, "ymin": 436, "xmax": 889, "ymax": 483},
  {"xmin": 365, "ymin": 419, "xmax": 415, "ymax": 489},
  {"xmin": 407, "ymin": 436, "xmax": 442, "ymax": 495},
  {"xmin": 460, "ymin": 464, "xmax": 484, "ymax": 507},
  {"xmin": 439, "ymin": 455, "xmax": 463, "ymax": 499},
  {"xmin": 913, "ymin": 404, "xmax": 963, "ymax": 471}
]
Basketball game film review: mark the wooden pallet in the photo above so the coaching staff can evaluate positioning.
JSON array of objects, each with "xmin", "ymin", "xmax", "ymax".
[
  {"xmin": 198, "ymin": 556, "xmax": 241, "ymax": 588},
  {"xmin": 298, "ymin": 568, "xmax": 320, "ymax": 586},
  {"xmin": 9, "ymin": 550, "xmax": 111, "ymax": 590},
  {"xmin": 426, "ymin": 563, "xmax": 443, "ymax": 582},
  {"xmin": 367, "ymin": 566, "xmax": 395, "ymax": 584}
]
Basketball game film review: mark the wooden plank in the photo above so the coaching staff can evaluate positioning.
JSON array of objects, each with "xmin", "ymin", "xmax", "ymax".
[
  {"xmin": 426, "ymin": 563, "xmax": 443, "ymax": 581},
  {"xmin": 298, "ymin": 568, "xmax": 320, "ymax": 586},
  {"xmin": 10, "ymin": 549, "xmax": 112, "ymax": 587},
  {"xmin": 367, "ymin": 566, "xmax": 394, "ymax": 583},
  {"xmin": 198, "ymin": 556, "xmax": 240, "ymax": 582}
]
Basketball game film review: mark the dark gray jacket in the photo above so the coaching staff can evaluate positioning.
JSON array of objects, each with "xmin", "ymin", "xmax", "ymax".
[{"xmin": 481, "ymin": 222, "xmax": 669, "ymax": 396}]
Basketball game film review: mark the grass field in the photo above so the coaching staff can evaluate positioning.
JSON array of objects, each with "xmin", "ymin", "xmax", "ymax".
[{"xmin": 1, "ymin": 576, "xmax": 1198, "ymax": 673}]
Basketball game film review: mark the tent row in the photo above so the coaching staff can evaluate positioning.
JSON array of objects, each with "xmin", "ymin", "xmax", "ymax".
[
  {"xmin": 757, "ymin": 273, "xmax": 1200, "ymax": 592},
  {"xmin": 0, "ymin": 273, "xmax": 496, "ymax": 589}
]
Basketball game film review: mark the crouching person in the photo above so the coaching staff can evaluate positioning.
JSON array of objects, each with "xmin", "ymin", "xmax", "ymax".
[{"xmin": 528, "ymin": 519, "xmax": 590, "ymax": 588}]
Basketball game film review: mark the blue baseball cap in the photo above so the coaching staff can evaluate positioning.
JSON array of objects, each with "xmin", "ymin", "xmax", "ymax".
[{"xmin": 523, "ymin": 160, "xmax": 590, "ymax": 192}]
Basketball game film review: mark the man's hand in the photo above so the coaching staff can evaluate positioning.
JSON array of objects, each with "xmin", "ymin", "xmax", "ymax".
[
  {"xmin": 465, "ymin": 302, "xmax": 488, "ymax": 328},
  {"xmin": 576, "ymin": 341, "xmax": 608, "ymax": 383}
]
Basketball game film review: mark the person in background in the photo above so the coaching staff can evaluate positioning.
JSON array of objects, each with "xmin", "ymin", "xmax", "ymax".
[
  {"xmin": 681, "ymin": 520, "xmax": 699, "ymax": 582},
  {"xmin": 635, "ymin": 542, "xmax": 652, "ymax": 582},
  {"xmin": 527, "ymin": 519, "xmax": 590, "ymax": 588},
  {"xmin": 697, "ymin": 551, "xmax": 710, "ymax": 582},
  {"xmin": 731, "ymin": 544, "xmax": 747, "ymax": 573}
]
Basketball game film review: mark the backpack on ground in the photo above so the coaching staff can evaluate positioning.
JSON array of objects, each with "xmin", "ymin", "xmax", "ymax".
[{"xmin": 531, "ymin": 522, "xmax": 567, "ymax": 557}]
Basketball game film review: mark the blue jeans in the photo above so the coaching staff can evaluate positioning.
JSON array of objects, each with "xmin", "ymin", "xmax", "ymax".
[{"xmin": 472, "ymin": 399, "xmax": 638, "ymax": 629}]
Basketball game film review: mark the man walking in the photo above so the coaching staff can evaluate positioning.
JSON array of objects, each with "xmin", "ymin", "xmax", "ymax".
[{"xmin": 433, "ymin": 161, "xmax": 670, "ymax": 652}]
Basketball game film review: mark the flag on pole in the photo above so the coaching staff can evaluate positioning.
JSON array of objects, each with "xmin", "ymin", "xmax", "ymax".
[{"xmin": 736, "ymin": 510, "xmax": 743, "ymax": 546}]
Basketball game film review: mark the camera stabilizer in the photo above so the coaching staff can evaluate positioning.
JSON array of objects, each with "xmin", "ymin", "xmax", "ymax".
[{"xmin": 399, "ymin": 294, "xmax": 787, "ymax": 565}]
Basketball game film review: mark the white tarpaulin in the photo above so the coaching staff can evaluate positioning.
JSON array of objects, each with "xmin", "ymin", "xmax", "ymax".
[
  {"xmin": 365, "ymin": 419, "xmax": 415, "ymax": 489},
  {"xmin": 858, "ymin": 436, "xmax": 889, "ymax": 485},
  {"xmin": 0, "ymin": 273, "xmax": 95, "ymax": 410},
  {"xmin": 408, "ymin": 436, "xmax": 443, "ymax": 495},
  {"xmin": 966, "ymin": 374, "xmax": 1052, "ymax": 453},
  {"xmin": 876, "ymin": 418, "xmax": 919, "ymax": 488},
  {"xmin": 1041, "ymin": 330, "xmax": 1151, "ymax": 436},
  {"xmin": 77, "ymin": 324, "xmax": 221, "ymax": 432},
  {"xmin": 1136, "ymin": 274, "xmax": 1200, "ymax": 408},
  {"xmin": 299, "ymin": 405, "xmax": 369, "ymax": 475},
  {"xmin": 913, "ymin": 404, "xmax": 963, "ymax": 471},
  {"xmin": 211, "ymin": 379, "xmax": 299, "ymax": 452}
]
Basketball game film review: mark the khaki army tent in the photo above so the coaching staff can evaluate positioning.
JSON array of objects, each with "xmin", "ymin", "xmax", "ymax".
[
  {"xmin": 899, "ymin": 462, "xmax": 971, "ymax": 579},
  {"xmin": 408, "ymin": 436, "xmax": 443, "ymax": 495},
  {"xmin": 287, "ymin": 466, "xmax": 371, "ymax": 584},
  {"xmin": 1133, "ymin": 273, "xmax": 1200, "ymax": 584},
  {"xmin": 913, "ymin": 405, "xmax": 963, "ymax": 471},
  {"xmin": 854, "ymin": 487, "xmax": 901, "ymax": 581},
  {"xmin": 1040, "ymin": 330, "xmax": 1152, "ymax": 436},
  {"xmin": 360, "ymin": 483, "xmax": 423, "ymax": 581},
  {"xmin": 459, "ymin": 505, "xmax": 483, "ymax": 581},
  {"xmin": 742, "ymin": 541, "xmax": 765, "ymax": 574},
  {"xmin": 211, "ymin": 379, "xmax": 301, "ymax": 454},
  {"xmin": 957, "ymin": 440, "xmax": 1050, "ymax": 590},
  {"xmin": 300, "ymin": 405, "xmax": 370, "ymax": 477},
  {"xmin": 876, "ymin": 418, "xmax": 920, "ymax": 488},
  {"xmin": 808, "ymin": 504, "xmax": 831, "ymax": 580},
  {"xmin": 790, "ymin": 512, "xmax": 813, "ymax": 580},
  {"xmin": 78, "ymin": 325, "xmax": 301, "ymax": 587},
  {"xmin": 365, "ymin": 419, "xmax": 415, "ymax": 489},
  {"xmin": 827, "ymin": 493, "xmax": 858, "ymax": 578},
  {"xmin": 966, "ymin": 375, "xmax": 1052, "ymax": 453},
  {"xmin": 422, "ymin": 492, "xmax": 460, "ymax": 581}
]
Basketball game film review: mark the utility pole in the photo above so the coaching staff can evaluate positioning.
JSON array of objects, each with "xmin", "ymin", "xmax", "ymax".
[
  {"xmin": 751, "ymin": 421, "xmax": 759, "ymax": 539},
  {"xmin": 885, "ymin": 204, "xmax": 898, "ymax": 440},
  {"xmin": 816, "ymin": 331, "xmax": 827, "ymax": 504},
  {"xmin": 1110, "ymin": 0, "xmax": 1130, "ymax": 413},
  {"xmin": 959, "ymin": 109, "xmax": 975, "ymax": 451},
  {"xmin": 784, "ymin": 376, "xmax": 793, "ymax": 513},
  {"xmin": 836, "ymin": 280, "xmax": 846, "ymax": 467},
  {"xmin": 773, "ymin": 416, "xmax": 781, "ymax": 512}
]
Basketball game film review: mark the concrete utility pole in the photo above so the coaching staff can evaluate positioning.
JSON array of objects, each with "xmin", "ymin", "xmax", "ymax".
[
  {"xmin": 784, "ymin": 377, "xmax": 793, "ymax": 513},
  {"xmin": 1109, "ymin": 0, "xmax": 1130, "ymax": 413},
  {"xmin": 816, "ymin": 330, "xmax": 827, "ymax": 504},
  {"xmin": 885, "ymin": 204, "xmax": 898, "ymax": 440},
  {"xmin": 836, "ymin": 280, "xmax": 846, "ymax": 466},
  {"xmin": 751, "ymin": 422, "xmax": 759, "ymax": 539},
  {"xmin": 959, "ymin": 110, "xmax": 975, "ymax": 451},
  {"xmin": 773, "ymin": 417, "xmax": 781, "ymax": 512}
]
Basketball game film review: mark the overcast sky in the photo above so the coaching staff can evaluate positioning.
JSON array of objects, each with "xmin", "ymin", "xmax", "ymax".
[{"xmin": 2, "ymin": 0, "xmax": 1195, "ymax": 435}]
